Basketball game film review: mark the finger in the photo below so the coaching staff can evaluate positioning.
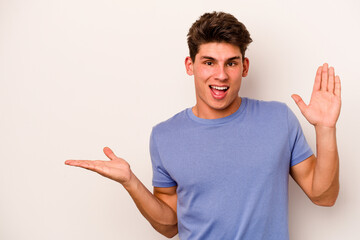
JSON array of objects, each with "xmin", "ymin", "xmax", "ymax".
[
  {"xmin": 103, "ymin": 147, "xmax": 118, "ymax": 161},
  {"xmin": 65, "ymin": 159, "xmax": 108, "ymax": 174},
  {"xmin": 334, "ymin": 75, "xmax": 341, "ymax": 97},
  {"xmin": 313, "ymin": 66, "xmax": 322, "ymax": 92},
  {"xmin": 328, "ymin": 67, "xmax": 335, "ymax": 93},
  {"xmin": 65, "ymin": 160, "xmax": 96, "ymax": 170},
  {"xmin": 321, "ymin": 63, "xmax": 329, "ymax": 91},
  {"xmin": 291, "ymin": 94, "xmax": 307, "ymax": 114}
]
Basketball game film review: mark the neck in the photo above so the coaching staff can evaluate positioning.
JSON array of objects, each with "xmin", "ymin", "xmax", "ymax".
[{"xmin": 192, "ymin": 97, "xmax": 242, "ymax": 119}]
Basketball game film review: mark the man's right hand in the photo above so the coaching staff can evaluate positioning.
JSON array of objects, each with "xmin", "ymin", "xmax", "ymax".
[
  {"xmin": 65, "ymin": 147, "xmax": 132, "ymax": 186},
  {"xmin": 65, "ymin": 147, "xmax": 178, "ymax": 238}
]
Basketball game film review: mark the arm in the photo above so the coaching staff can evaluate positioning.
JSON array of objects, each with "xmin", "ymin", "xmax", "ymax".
[
  {"xmin": 290, "ymin": 63, "xmax": 341, "ymax": 206},
  {"xmin": 65, "ymin": 147, "xmax": 178, "ymax": 238}
]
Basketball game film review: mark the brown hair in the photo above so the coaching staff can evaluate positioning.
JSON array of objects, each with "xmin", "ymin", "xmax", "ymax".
[{"xmin": 187, "ymin": 11, "xmax": 252, "ymax": 62}]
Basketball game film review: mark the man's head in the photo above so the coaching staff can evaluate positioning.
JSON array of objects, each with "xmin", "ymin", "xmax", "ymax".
[
  {"xmin": 185, "ymin": 12, "xmax": 252, "ymax": 119},
  {"xmin": 187, "ymin": 11, "xmax": 252, "ymax": 63}
]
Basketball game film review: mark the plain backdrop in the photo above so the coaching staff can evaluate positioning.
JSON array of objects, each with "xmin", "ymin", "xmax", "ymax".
[{"xmin": 1, "ymin": 0, "xmax": 359, "ymax": 239}]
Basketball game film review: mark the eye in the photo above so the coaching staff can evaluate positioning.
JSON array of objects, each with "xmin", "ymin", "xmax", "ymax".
[
  {"xmin": 204, "ymin": 61, "xmax": 213, "ymax": 66},
  {"xmin": 227, "ymin": 62, "xmax": 237, "ymax": 67}
]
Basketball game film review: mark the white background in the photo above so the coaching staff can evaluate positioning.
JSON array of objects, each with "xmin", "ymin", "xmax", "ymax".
[{"xmin": 1, "ymin": 0, "xmax": 359, "ymax": 239}]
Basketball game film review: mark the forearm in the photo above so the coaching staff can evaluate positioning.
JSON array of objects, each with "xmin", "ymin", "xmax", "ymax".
[
  {"xmin": 312, "ymin": 126, "xmax": 339, "ymax": 205},
  {"xmin": 122, "ymin": 172, "xmax": 178, "ymax": 237}
]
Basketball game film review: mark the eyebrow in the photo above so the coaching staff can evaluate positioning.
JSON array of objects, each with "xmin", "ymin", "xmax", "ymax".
[{"xmin": 200, "ymin": 56, "xmax": 241, "ymax": 61}]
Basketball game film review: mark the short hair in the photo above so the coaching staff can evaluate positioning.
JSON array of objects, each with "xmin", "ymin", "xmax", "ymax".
[{"xmin": 187, "ymin": 11, "xmax": 252, "ymax": 62}]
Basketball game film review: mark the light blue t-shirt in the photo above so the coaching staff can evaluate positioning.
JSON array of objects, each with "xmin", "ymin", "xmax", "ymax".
[{"xmin": 150, "ymin": 97, "xmax": 313, "ymax": 240}]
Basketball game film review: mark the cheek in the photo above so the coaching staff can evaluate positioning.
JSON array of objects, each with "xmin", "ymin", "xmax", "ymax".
[
  {"xmin": 229, "ymin": 69, "xmax": 243, "ymax": 81},
  {"xmin": 195, "ymin": 65, "xmax": 213, "ymax": 78}
]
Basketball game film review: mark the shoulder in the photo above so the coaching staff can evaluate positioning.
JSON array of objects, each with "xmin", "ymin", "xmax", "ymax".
[
  {"xmin": 151, "ymin": 108, "xmax": 190, "ymax": 136},
  {"xmin": 244, "ymin": 97, "xmax": 289, "ymax": 117}
]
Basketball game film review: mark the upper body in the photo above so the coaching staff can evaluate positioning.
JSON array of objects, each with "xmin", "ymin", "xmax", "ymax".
[{"xmin": 152, "ymin": 12, "xmax": 340, "ymax": 238}]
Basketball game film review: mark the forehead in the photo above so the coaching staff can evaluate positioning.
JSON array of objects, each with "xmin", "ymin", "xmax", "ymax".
[{"xmin": 196, "ymin": 42, "xmax": 242, "ymax": 60}]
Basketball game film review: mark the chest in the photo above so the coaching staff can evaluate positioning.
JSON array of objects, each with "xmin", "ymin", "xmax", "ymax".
[{"xmin": 157, "ymin": 121, "xmax": 291, "ymax": 192}]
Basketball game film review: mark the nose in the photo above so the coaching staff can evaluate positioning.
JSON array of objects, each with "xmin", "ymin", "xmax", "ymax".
[{"xmin": 214, "ymin": 65, "xmax": 228, "ymax": 81}]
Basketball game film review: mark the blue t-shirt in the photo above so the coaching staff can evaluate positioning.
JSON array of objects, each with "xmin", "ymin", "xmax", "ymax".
[{"xmin": 150, "ymin": 97, "xmax": 313, "ymax": 240}]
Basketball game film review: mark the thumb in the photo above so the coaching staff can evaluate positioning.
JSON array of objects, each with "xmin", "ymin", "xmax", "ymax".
[
  {"xmin": 103, "ymin": 147, "xmax": 118, "ymax": 161},
  {"xmin": 291, "ymin": 94, "xmax": 307, "ymax": 113}
]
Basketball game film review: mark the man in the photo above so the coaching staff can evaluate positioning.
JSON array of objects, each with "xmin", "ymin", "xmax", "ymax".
[{"xmin": 65, "ymin": 12, "xmax": 341, "ymax": 239}]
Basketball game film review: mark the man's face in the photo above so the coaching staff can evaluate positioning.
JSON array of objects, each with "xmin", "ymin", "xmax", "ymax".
[{"xmin": 185, "ymin": 42, "xmax": 249, "ymax": 118}]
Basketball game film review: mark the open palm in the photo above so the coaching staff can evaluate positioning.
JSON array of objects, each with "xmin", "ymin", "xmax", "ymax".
[
  {"xmin": 292, "ymin": 63, "xmax": 341, "ymax": 128},
  {"xmin": 65, "ymin": 147, "xmax": 132, "ymax": 185}
]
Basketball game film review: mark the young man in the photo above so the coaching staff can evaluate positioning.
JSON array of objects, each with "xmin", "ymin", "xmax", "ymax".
[{"xmin": 65, "ymin": 12, "xmax": 341, "ymax": 240}]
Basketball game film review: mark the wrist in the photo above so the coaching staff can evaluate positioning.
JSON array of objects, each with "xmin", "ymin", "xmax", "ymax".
[
  {"xmin": 315, "ymin": 124, "xmax": 336, "ymax": 133},
  {"xmin": 314, "ymin": 125, "xmax": 338, "ymax": 152},
  {"xmin": 315, "ymin": 125, "xmax": 337, "ymax": 139},
  {"xmin": 122, "ymin": 171, "xmax": 138, "ymax": 191}
]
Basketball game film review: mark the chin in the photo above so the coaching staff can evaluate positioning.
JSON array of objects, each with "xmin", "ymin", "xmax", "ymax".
[
  {"xmin": 210, "ymin": 98, "xmax": 240, "ymax": 112},
  {"xmin": 209, "ymin": 103, "xmax": 231, "ymax": 111}
]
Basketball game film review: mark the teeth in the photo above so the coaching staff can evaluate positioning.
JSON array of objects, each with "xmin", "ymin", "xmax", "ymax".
[{"xmin": 211, "ymin": 86, "xmax": 229, "ymax": 90}]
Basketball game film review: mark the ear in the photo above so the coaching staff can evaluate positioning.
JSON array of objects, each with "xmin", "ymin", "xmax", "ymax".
[
  {"xmin": 185, "ymin": 56, "xmax": 194, "ymax": 76},
  {"xmin": 242, "ymin": 57, "xmax": 250, "ymax": 77}
]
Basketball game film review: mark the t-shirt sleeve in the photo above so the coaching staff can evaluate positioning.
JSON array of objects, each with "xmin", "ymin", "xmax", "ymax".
[
  {"xmin": 286, "ymin": 106, "xmax": 314, "ymax": 167},
  {"xmin": 150, "ymin": 128, "xmax": 177, "ymax": 187}
]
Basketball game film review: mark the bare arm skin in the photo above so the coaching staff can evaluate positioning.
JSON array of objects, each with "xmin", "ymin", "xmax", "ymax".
[
  {"xmin": 65, "ymin": 147, "xmax": 178, "ymax": 238},
  {"xmin": 290, "ymin": 63, "xmax": 341, "ymax": 206}
]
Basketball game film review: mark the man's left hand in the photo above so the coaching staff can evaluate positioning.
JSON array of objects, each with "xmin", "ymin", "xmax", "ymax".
[{"xmin": 291, "ymin": 63, "xmax": 341, "ymax": 128}]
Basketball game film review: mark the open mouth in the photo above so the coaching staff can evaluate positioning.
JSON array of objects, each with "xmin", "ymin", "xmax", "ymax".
[
  {"xmin": 210, "ymin": 85, "xmax": 229, "ymax": 91},
  {"xmin": 209, "ymin": 85, "xmax": 229, "ymax": 99}
]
